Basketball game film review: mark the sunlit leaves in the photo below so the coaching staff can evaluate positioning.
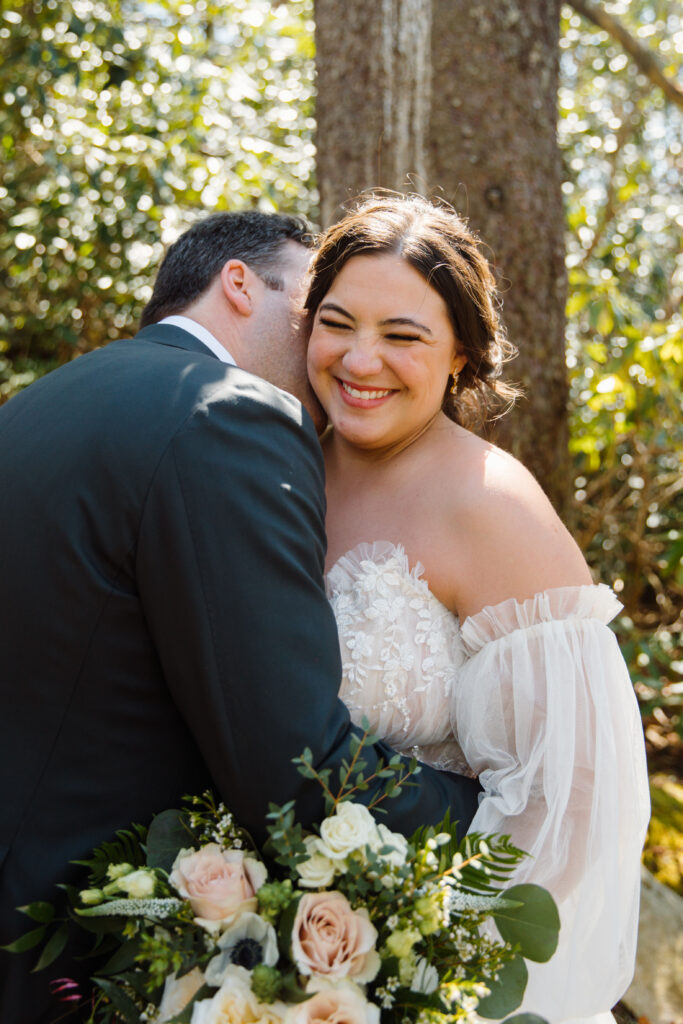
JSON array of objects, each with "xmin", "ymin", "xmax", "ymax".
[
  {"xmin": 0, "ymin": 0, "xmax": 316, "ymax": 397},
  {"xmin": 560, "ymin": 2, "xmax": 682, "ymax": 740}
]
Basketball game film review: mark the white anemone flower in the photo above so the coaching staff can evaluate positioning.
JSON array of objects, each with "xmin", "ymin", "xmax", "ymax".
[{"xmin": 204, "ymin": 912, "xmax": 278, "ymax": 987}]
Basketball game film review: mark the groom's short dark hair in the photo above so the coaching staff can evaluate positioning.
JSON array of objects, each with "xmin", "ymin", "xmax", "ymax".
[{"xmin": 140, "ymin": 210, "xmax": 314, "ymax": 327}]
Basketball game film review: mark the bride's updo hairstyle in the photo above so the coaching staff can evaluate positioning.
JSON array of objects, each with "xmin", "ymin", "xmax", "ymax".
[{"xmin": 305, "ymin": 194, "xmax": 518, "ymax": 429}]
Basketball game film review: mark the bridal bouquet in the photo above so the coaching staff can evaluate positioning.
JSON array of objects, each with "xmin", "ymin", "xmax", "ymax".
[{"xmin": 8, "ymin": 728, "xmax": 559, "ymax": 1023}]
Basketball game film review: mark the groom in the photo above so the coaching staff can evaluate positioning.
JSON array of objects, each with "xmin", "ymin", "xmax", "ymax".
[{"xmin": 0, "ymin": 210, "xmax": 480, "ymax": 1022}]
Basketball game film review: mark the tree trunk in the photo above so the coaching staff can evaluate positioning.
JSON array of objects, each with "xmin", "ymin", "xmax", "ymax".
[{"xmin": 314, "ymin": 0, "xmax": 569, "ymax": 510}]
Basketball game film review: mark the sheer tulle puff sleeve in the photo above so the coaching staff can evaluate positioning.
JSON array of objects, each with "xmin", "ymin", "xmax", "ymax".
[{"xmin": 454, "ymin": 585, "xmax": 650, "ymax": 1022}]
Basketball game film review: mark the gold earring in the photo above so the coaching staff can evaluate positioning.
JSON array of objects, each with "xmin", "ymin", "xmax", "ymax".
[{"xmin": 450, "ymin": 372, "xmax": 459, "ymax": 395}]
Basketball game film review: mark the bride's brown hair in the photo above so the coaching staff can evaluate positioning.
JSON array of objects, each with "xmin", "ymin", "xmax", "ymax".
[{"xmin": 305, "ymin": 194, "xmax": 518, "ymax": 429}]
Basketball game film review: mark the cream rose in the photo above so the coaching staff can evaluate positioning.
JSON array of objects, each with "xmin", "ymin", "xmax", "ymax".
[
  {"xmin": 285, "ymin": 982, "xmax": 380, "ymax": 1024},
  {"xmin": 170, "ymin": 845, "xmax": 267, "ymax": 931},
  {"xmin": 115, "ymin": 868, "xmax": 156, "ymax": 899},
  {"xmin": 297, "ymin": 836, "xmax": 337, "ymax": 889},
  {"xmin": 190, "ymin": 965, "xmax": 285, "ymax": 1024},
  {"xmin": 291, "ymin": 891, "xmax": 380, "ymax": 983},
  {"xmin": 368, "ymin": 824, "xmax": 408, "ymax": 869},
  {"xmin": 318, "ymin": 803, "xmax": 377, "ymax": 861}
]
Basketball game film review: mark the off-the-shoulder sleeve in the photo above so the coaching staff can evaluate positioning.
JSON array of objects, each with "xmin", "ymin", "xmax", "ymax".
[{"xmin": 453, "ymin": 585, "xmax": 650, "ymax": 1022}]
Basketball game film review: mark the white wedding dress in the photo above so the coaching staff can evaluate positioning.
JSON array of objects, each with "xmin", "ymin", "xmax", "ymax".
[{"xmin": 326, "ymin": 541, "xmax": 651, "ymax": 1024}]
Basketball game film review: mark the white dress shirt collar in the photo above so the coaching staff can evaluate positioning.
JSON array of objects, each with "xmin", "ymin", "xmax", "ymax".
[{"xmin": 159, "ymin": 315, "xmax": 237, "ymax": 366}]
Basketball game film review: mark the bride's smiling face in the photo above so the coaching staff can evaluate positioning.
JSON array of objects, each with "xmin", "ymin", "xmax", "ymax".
[{"xmin": 307, "ymin": 253, "xmax": 466, "ymax": 457}]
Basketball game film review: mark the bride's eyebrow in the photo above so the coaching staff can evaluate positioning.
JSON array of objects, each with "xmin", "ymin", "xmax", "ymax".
[
  {"xmin": 319, "ymin": 301, "xmax": 354, "ymax": 320},
  {"xmin": 380, "ymin": 317, "xmax": 432, "ymax": 335},
  {"xmin": 319, "ymin": 304, "xmax": 431, "ymax": 336}
]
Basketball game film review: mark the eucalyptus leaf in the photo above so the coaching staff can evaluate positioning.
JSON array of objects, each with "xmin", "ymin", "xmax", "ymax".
[
  {"xmin": 492, "ymin": 884, "xmax": 560, "ymax": 963},
  {"xmin": 146, "ymin": 809, "xmax": 190, "ymax": 872},
  {"xmin": 475, "ymin": 954, "xmax": 528, "ymax": 1019}
]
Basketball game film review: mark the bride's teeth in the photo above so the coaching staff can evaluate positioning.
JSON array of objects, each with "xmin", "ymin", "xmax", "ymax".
[{"xmin": 342, "ymin": 382, "xmax": 391, "ymax": 400}]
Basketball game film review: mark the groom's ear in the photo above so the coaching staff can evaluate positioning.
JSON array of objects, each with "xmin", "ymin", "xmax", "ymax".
[{"xmin": 218, "ymin": 259, "xmax": 255, "ymax": 317}]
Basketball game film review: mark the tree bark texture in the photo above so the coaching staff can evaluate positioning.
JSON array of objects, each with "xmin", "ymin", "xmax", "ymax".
[{"xmin": 314, "ymin": 0, "xmax": 570, "ymax": 510}]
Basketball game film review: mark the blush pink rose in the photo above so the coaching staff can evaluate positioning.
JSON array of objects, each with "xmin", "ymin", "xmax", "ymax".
[
  {"xmin": 169, "ymin": 845, "xmax": 266, "ymax": 929},
  {"xmin": 286, "ymin": 983, "xmax": 380, "ymax": 1024},
  {"xmin": 291, "ymin": 892, "xmax": 380, "ymax": 983}
]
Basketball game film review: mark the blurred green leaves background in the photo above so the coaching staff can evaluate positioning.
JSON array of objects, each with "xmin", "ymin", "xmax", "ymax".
[
  {"xmin": 556, "ymin": 5, "xmax": 682, "ymax": 804},
  {"xmin": 0, "ymin": 0, "xmax": 315, "ymax": 388}
]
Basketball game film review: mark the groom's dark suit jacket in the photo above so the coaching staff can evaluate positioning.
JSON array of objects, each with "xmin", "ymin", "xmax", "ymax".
[{"xmin": 0, "ymin": 324, "xmax": 480, "ymax": 1022}]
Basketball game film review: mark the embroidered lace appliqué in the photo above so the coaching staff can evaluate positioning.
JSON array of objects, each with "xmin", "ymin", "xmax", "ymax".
[{"xmin": 326, "ymin": 541, "xmax": 474, "ymax": 777}]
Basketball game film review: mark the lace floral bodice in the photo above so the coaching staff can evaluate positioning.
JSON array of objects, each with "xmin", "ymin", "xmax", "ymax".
[
  {"xmin": 326, "ymin": 540, "xmax": 650, "ymax": 1024},
  {"xmin": 325, "ymin": 541, "xmax": 472, "ymax": 776}
]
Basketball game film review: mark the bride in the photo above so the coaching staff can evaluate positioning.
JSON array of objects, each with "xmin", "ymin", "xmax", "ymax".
[{"xmin": 304, "ymin": 194, "xmax": 650, "ymax": 1023}]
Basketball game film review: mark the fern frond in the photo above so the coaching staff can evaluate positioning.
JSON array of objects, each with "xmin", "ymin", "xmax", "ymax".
[{"xmin": 72, "ymin": 825, "xmax": 148, "ymax": 886}]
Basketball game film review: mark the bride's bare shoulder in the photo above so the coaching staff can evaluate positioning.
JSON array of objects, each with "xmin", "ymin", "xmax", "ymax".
[
  {"xmin": 434, "ymin": 425, "xmax": 592, "ymax": 617},
  {"xmin": 437, "ymin": 425, "xmax": 539, "ymax": 505}
]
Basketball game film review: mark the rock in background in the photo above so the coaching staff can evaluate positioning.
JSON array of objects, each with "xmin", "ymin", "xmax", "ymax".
[{"xmin": 623, "ymin": 866, "xmax": 683, "ymax": 1024}]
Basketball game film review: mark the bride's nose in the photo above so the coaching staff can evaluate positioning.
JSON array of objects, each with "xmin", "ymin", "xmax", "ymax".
[{"xmin": 341, "ymin": 333, "xmax": 383, "ymax": 377}]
